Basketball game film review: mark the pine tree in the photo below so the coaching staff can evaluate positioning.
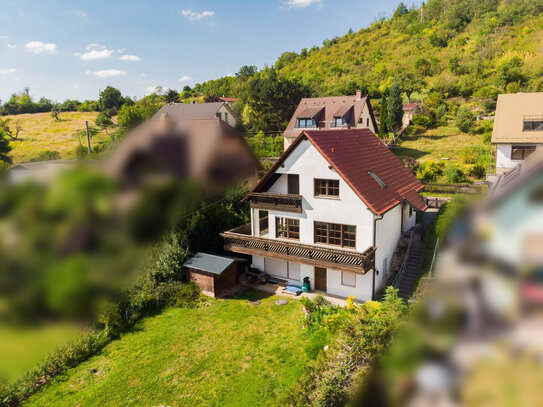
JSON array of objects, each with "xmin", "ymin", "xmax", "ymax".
[
  {"xmin": 387, "ymin": 79, "xmax": 403, "ymax": 135},
  {"xmin": 378, "ymin": 94, "xmax": 388, "ymax": 138}
]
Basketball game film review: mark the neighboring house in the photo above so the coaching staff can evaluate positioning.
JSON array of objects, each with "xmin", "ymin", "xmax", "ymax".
[
  {"xmin": 154, "ymin": 101, "xmax": 238, "ymax": 128},
  {"xmin": 8, "ymin": 160, "xmax": 76, "ymax": 184},
  {"xmin": 402, "ymin": 102, "xmax": 419, "ymax": 127},
  {"xmin": 282, "ymin": 90, "xmax": 378, "ymax": 150},
  {"xmin": 481, "ymin": 148, "xmax": 543, "ymax": 268},
  {"xmin": 492, "ymin": 93, "xmax": 543, "ymax": 174},
  {"xmin": 108, "ymin": 113, "xmax": 260, "ymax": 189},
  {"xmin": 221, "ymin": 129, "xmax": 426, "ymax": 301},
  {"xmin": 217, "ymin": 96, "xmax": 237, "ymax": 104}
]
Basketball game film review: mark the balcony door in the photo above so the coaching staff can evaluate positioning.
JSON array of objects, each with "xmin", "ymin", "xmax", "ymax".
[
  {"xmin": 315, "ymin": 267, "xmax": 327, "ymax": 291},
  {"xmin": 287, "ymin": 174, "xmax": 299, "ymax": 195}
]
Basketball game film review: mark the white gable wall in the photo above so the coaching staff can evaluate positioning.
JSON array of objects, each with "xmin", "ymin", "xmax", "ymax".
[
  {"xmin": 496, "ymin": 143, "xmax": 542, "ymax": 173},
  {"xmin": 356, "ymin": 102, "xmax": 376, "ymax": 133}
]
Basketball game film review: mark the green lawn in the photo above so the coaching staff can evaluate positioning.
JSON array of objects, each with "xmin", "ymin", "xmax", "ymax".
[
  {"xmin": 25, "ymin": 290, "xmax": 313, "ymax": 406},
  {"xmin": 0, "ymin": 322, "xmax": 81, "ymax": 383}
]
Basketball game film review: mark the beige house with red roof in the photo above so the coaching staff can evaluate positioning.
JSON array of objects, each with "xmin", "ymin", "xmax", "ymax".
[
  {"xmin": 222, "ymin": 128, "xmax": 425, "ymax": 301},
  {"xmin": 282, "ymin": 90, "xmax": 377, "ymax": 150}
]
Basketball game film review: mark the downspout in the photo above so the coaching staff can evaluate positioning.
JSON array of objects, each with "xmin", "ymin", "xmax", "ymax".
[{"xmin": 372, "ymin": 213, "xmax": 384, "ymax": 300}]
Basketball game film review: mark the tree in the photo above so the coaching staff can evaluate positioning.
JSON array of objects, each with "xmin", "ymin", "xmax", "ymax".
[
  {"xmin": 117, "ymin": 105, "xmax": 145, "ymax": 129},
  {"xmin": 454, "ymin": 106, "xmax": 475, "ymax": 133},
  {"xmin": 99, "ymin": 86, "xmax": 124, "ymax": 112},
  {"xmin": 0, "ymin": 118, "xmax": 22, "ymax": 141},
  {"xmin": 164, "ymin": 89, "xmax": 179, "ymax": 104},
  {"xmin": 398, "ymin": 73, "xmax": 425, "ymax": 102},
  {"xmin": 0, "ymin": 128, "xmax": 12, "ymax": 163},
  {"xmin": 51, "ymin": 104, "xmax": 62, "ymax": 120},
  {"xmin": 387, "ymin": 79, "xmax": 403, "ymax": 135},
  {"xmin": 245, "ymin": 68, "xmax": 311, "ymax": 133},
  {"xmin": 236, "ymin": 65, "xmax": 258, "ymax": 81},
  {"xmin": 95, "ymin": 112, "xmax": 114, "ymax": 134},
  {"xmin": 378, "ymin": 94, "xmax": 388, "ymax": 138}
]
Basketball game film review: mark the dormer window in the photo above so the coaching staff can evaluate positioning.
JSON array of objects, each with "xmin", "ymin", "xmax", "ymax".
[
  {"xmin": 332, "ymin": 117, "xmax": 346, "ymax": 128},
  {"xmin": 523, "ymin": 119, "xmax": 543, "ymax": 131},
  {"xmin": 296, "ymin": 118, "xmax": 314, "ymax": 128}
]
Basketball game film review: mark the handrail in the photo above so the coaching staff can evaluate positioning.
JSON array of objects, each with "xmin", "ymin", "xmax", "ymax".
[
  {"xmin": 247, "ymin": 192, "xmax": 303, "ymax": 213},
  {"xmin": 428, "ymin": 237, "xmax": 440, "ymax": 278},
  {"xmin": 221, "ymin": 224, "xmax": 376, "ymax": 274},
  {"xmin": 391, "ymin": 231, "xmax": 414, "ymax": 289}
]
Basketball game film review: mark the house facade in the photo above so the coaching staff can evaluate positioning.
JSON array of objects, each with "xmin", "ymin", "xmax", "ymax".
[
  {"xmin": 492, "ymin": 93, "xmax": 543, "ymax": 174},
  {"xmin": 402, "ymin": 102, "xmax": 419, "ymax": 127},
  {"xmin": 282, "ymin": 90, "xmax": 378, "ymax": 150},
  {"xmin": 222, "ymin": 129, "xmax": 426, "ymax": 301}
]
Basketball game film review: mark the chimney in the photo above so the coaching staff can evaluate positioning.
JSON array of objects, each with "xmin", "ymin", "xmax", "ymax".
[
  {"xmin": 356, "ymin": 89, "xmax": 362, "ymax": 99},
  {"xmin": 159, "ymin": 112, "xmax": 172, "ymax": 131}
]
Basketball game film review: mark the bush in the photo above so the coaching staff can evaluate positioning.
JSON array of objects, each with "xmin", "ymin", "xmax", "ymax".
[
  {"xmin": 467, "ymin": 164, "xmax": 486, "ymax": 179},
  {"xmin": 418, "ymin": 160, "xmax": 444, "ymax": 182},
  {"xmin": 403, "ymin": 157, "xmax": 419, "ymax": 175},
  {"xmin": 444, "ymin": 166, "xmax": 468, "ymax": 183},
  {"xmin": 30, "ymin": 150, "xmax": 61, "ymax": 162},
  {"xmin": 454, "ymin": 106, "xmax": 475, "ymax": 133},
  {"xmin": 411, "ymin": 114, "xmax": 431, "ymax": 128}
]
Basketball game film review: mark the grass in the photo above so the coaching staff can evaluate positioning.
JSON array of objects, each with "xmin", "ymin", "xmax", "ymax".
[
  {"xmin": 25, "ymin": 289, "xmax": 314, "ymax": 407},
  {"xmin": 0, "ymin": 322, "xmax": 81, "ymax": 383},
  {"xmin": 3, "ymin": 112, "xmax": 110, "ymax": 164},
  {"xmin": 390, "ymin": 125, "xmax": 490, "ymax": 167}
]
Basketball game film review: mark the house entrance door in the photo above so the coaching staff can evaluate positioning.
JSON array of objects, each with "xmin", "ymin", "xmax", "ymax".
[{"xmin": 315, "ymin": 267, "xmax": 327, "ymax": 291}]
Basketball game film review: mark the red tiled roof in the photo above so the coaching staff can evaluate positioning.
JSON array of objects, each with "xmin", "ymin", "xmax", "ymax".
[
  {"xmin": 218, "ymin": 97, "xmax": 237, "ymax": 103},
  {"xmin": 403, "ymin": 103, "xmax": 418, "ymax": 111},
  {"xmin": 249, "ymin": 129, "xmax": 426, "ymax": 215}
]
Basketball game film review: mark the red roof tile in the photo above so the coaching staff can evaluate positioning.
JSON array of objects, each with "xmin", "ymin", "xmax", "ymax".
[{"xmin": 249, "ymin": 129, "xmax": 427, "ymax": 215}]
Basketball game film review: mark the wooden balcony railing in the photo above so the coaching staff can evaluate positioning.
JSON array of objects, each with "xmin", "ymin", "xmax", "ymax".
[
  {"xmin": 247, "ymin": 192, "xmax": 302, "ymax": 213},
  {"xmin": 221, "ymin": 224, "xmax": 376, "ymax": 274}
]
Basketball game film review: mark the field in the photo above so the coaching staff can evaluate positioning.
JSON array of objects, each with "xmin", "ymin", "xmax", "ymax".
[
  {"xmin": 0, "ymin": 322, "xmax": 80, "ymax": 382},
  {"xmin": 390, "ymin": 125, "xmax": 490, "ymax": 167},
  {"xmin": 3, "ymin": 112, "xmax": 109, "ymax": 164},
  {"xmin": 25, "ymin": 290, "xmax": 314, "ymax": 407}
]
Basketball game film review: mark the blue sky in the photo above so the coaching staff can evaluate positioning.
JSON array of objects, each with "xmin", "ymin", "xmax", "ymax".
[{"xmin": 0, "ymin": 0, "xmax": 417, "ymax": 102}]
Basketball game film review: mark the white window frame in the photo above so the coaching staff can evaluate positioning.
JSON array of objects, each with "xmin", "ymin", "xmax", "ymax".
[{"xmin": 341, "ymin": 271, "xmax": 356, "ymax": 287}]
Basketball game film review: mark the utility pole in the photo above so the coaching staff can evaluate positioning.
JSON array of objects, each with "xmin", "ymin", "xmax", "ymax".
[{"xmin": 85, "ymin": 121, "xmax": 91, "ymax": 153}]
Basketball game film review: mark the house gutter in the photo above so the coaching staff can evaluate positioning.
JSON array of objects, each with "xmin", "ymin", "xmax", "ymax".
[{"xmin": 371, "ymin": 213, "xmax": 384, "ymax": 300}]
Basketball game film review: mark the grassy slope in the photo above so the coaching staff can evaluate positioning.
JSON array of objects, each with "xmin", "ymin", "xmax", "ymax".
[
  {"xmin": 0, "ymin": 322, "xmax": 80, "ymax": 383},
  {"xmin": 5, "ymin": 112, "xmax": 109, "ymax": 164},
  {"xmin": 390, "ymin": 125, "xmax": 489, "ymax": 166},
  {"xmin": 25, "ymin": 290, "xmax": 312, "ymax": 407}
]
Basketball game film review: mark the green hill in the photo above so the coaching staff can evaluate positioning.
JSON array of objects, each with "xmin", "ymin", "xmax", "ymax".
[{"xmin": 276, "ymin": 0, "xmax": 543, "ymax": 97}]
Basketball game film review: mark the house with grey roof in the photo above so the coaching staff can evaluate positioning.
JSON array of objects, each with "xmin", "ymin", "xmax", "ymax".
[{"xmin": 153, "ymin": 102, "xmax": 238, "ymax": 128}]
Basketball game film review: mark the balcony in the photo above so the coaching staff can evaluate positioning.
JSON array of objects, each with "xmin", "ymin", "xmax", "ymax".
[
  {"xmin": 221, "ymin": 223, "xmax": 376, "ymax": 274},
  {"xmin": 247, "ymin": 192, "xmax": 302, "ymax": 213}
]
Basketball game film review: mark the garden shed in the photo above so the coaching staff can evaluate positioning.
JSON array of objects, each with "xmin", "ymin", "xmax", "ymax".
[{"xmin": 184, "ymin": 253, "xmax": 242, "ymax": 297}]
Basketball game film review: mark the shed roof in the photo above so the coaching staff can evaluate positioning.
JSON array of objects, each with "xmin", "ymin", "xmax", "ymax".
[
  {"xmin": 184, "ymin": 252, "xmax": 235, "ymax": 275},
  {"xmin": 492, "ymin": 93, "xmax": 543, "ymax": 144}
]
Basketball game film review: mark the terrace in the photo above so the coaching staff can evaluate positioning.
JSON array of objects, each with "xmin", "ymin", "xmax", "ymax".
[{"xmin": 221, "ymin": 223, "xmax": 376, "ymax": 274}]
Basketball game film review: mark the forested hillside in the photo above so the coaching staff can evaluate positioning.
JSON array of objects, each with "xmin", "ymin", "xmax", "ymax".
[{"xmin": 277, "ymin": 0, "xmax": 543, "ymax": 97}]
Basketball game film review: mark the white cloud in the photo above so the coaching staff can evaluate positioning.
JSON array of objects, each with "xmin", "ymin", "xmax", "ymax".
[
  {"xmin": 85, "ymin": 70, "xmax": 92, "ymax": 74},
  {"xmin": 0, "ymin": 35, "xmax": 7, "ymax": 39},
  {"xmin": 92, "ymin": 69, "xmax": 126, "ymax": 78},
  {"xmin": 74, "ymin": 44, "xmax": 114, "ymax": 60},
  {"xmin": 25, "ymin": 41, "xmax": 58, "ymax": 54},
  {"xmin": 226, "ymin": 72, "xmax": 234, "ymax": 77},
  {"xmin": 283, "ymin": 0, "xmax": 321, "ymax": 8},
  {"xmin": 119, "ymin": 54, "xmax": 141, "ymax": 62},
  {"xmin": 7, "ymin": 44, "xmax": 16, "ymax": 49},
  {"xmin": 76, "ymin": 10, "xmax": 88, "ymax": 18},
  {"xmin": 178, "ymin": 75, "xmax": 194, "ymax": 82},
  {"xmin": 73, "ymin": 84, "xmax": 81, "ymax": 88},
  {"xmin": 139, "ymin": 73, "xmax": 146, "ymax": 77},
  {"xmin": 181, "ymin": 9, "xmax": 214, "ymax": 21},
  {"xmin": 145, "ymin": 86, "xmax": 164, "ymax": 95},
  {"xmin": 0, "ymin": 68, "xmax": 17, "ymax": 74}
]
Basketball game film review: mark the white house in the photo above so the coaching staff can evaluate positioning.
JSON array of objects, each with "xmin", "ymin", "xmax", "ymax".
[
  {"xmin": 492, "ymin": 93, "xmax": 543, "ymax": 174},
  {"xmin": 282, "ymin": 90, "xmax": 378, "ymax": 150},
  {"xmin": 221, "ymin": 129, "xmax": 426, "ymax": 301}
]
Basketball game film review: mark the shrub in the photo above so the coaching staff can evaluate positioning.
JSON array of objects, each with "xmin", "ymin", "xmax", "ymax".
[
  {"xmin": 411, "ymin": 114, "xmax": 431, "ymax": 128},
  {"xmin": 418, "ymin": 160, "xmax": 444, "ymax": 182},
  {"xmin": 30, "ymin": 150, "xmax": 61, "ymax": 162},
  {"xmin": 403, "ymin": 157, "xmax": 419, "ymax": 175},
  {"xmin": 444, "ymin": 167, "xmax": 468, "ymax": 183},
  {"xmin": 467, "ymin": 164, "xmax": 486, "ymax": 179},
  {"xmin": 454, "ymin": 106, "xmax": 475, "ymax": 133}
]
